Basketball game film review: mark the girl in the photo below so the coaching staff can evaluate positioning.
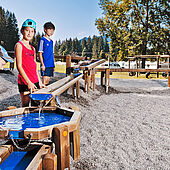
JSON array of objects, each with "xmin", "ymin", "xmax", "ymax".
[{"xmin": 15, "ymin": 19, "xmax": 44, "ymax": 107}]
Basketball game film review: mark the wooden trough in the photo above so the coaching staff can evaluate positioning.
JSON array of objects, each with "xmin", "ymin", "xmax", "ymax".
[
  {"xmin": 0, "ymin": 106, "xmax": 81, "ymax": 170},
  {"xmin": 0, "ymin": 143, "xmax": 57, "ymax": 170}
]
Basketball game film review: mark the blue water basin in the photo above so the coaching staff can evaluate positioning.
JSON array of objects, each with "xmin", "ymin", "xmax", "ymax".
[{"xmin": 0, "ymin": 112, "xmax": 71, "ymax": 131}]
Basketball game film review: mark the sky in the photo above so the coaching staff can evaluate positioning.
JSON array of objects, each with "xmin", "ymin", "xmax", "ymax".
[{"xmin": 0, "ymin": 0, "xmax": 103, "ymax": 42}]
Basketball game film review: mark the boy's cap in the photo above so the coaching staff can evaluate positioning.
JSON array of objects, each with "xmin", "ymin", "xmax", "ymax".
[{"xmin": 22, "ymin": 19, "xmax": 36, "ymax": 30}]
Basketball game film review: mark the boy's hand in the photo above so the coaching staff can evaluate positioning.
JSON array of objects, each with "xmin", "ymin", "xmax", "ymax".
[
  {"xmin": 41, "ymin": 65, "xmax": 45, "ymax": 71},
  {"xmin": 0, "ymin": 48, "xmax": 3, "ymax": 56}
]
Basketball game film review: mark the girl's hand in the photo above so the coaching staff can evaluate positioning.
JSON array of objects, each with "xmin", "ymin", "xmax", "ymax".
[
  {"xmin": 39, "ymin": 81, "xmax": 46, "ymax": 89},
  {"xmin": 28, "ymin": 82, "xmax": 37, "ymax": 92}
]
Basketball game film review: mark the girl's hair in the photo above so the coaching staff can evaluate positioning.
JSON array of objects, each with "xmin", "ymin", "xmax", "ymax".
[{"xmin": 44, "ymin": 22, "xmax": 55, "ymax": 30}]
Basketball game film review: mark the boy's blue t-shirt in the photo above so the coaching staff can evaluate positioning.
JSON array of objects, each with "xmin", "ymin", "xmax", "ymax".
[{"xmin": 38, "ymin": 36, "xmax": 55, "ymax": 68}]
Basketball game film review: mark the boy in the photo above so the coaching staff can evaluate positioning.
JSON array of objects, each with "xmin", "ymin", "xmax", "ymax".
[{"xmin": 38, "ymin": 22, "xmax": 55, "ymax": 85}]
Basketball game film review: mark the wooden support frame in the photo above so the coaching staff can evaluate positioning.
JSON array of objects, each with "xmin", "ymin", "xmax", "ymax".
[{"xmin": 96, "ymin": 67, "xmax": 170, "ymax": 92}]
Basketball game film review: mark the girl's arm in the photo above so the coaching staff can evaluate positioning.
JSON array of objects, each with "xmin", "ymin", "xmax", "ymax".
[
  {"xmin": 15, "ymin": 43, "xmax": 37, "ymax": 91},
  {"xmin": 34, "ymin": 48, "xmax": 45, "ymax": 88}
]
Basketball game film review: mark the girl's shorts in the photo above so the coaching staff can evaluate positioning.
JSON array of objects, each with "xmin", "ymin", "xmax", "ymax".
[
  {"xmin": 41, "ymin": 67, "xmax": 54, "ymax": 77},
  {"xmin": 18, "ymin": 82, "xmax": 40, "ymax": 92}
]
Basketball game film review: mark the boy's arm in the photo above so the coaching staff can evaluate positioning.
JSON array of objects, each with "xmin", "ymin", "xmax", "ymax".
[
  {"xmin": 38, "ymin": 39, "xmax": 45, "ymax": 71},
  {"xmin": 39, "ymin": 52, "xmax": 45, "ymax": 71}
]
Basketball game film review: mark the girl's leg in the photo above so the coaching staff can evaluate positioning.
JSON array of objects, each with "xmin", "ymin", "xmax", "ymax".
[{"xmin": 20, "ymin": 92, "xmax": 30, "ymax": 107}]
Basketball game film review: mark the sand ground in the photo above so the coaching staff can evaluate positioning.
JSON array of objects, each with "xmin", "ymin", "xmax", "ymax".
[{"xmin": 0, "ymin": 69, "xmax": 170, "ymax": 170}]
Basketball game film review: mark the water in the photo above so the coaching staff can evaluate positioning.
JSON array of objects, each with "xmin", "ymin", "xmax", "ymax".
[
  {"xmin": 0, "ymin": 149, "xmax": 39, "ymax": 170},
  {"xmin": 0, "ymin": 112, "xmax": 71, "ymax": 131}
]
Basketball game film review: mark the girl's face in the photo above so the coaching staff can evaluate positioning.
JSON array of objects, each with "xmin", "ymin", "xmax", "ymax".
[
  {"xmin": 22, "ymin": 27, "xmax": 35, "ymax": 41},
  {"xmin": 45, "ymin": 28, "xmax": 54, "ymax": 37}
]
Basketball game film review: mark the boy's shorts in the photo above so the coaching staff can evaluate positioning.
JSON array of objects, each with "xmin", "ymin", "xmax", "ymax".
[
  {"xmin": 41, "ymin": 67, "xmax": 54, "ymax": 77},
  {"xmin": 18, "ymin": 82, "xmax": 40, "ymax": 92}
]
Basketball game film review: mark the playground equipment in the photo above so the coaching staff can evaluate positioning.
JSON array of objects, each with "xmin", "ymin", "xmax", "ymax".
[{"xmin": 0, "ymin": 74, "xmax": 83, "ymax": 170}]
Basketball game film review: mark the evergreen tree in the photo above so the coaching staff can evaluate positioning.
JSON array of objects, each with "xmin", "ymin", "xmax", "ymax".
[
  {"xmin": 92, "ymin": 35, "xmax": 98, "ymax": 59},
  {"xmin": 98, "ymin": 36, "xmax": 104, "ymax": 58},
  {"xmin": 0, "ymin": 7, "xmax": 19, "ymax": 51},
  {"xmin": 86, "ymin": 36, "xmax": 92, "ymax": 58}
]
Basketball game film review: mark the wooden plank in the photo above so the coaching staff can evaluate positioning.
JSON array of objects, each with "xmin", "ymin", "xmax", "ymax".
[
  {"xmin": 34, "ymin": 76, "xmax": 71, "ymax": 94},
  {"xmin": 43, "ymin": 153, "xmax": 57, "ymax": 170},
  {"xmin": 85, "ymin": 59, "xmax": 105, "ymax": 70},
  {"xmin": 24, "ymin": 128, "xmax": 49, "ymax": 140},
  {"xmin": 0, "ymin": 107, "xmax": 25, "ymax": 118},
  {"xmin": 26, "ymin": 145, "xmax": 51, "ymax": 170},
  {"xmin": 51, "ymin": 74, "xmax": 83, "ymax": 96},
  {"xmin": 0, "ymin": 145, "xmax": 13, "ymax": 165},
  {"xmin": 53, "ymin": 125, "xmax": 70, "ymax": 170},
  {"xmin": 134, "ymin": 55, "xmax": 170, "ymax": 58}
]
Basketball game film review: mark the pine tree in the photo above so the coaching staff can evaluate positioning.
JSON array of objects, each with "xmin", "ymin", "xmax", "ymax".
[
  {"xmin": 92, "ymin": 35, "xmax": 98, "ymax": 59},
  {"xmin": 86, "ymin": 36, "xmax": 92, "ymax": 58}
]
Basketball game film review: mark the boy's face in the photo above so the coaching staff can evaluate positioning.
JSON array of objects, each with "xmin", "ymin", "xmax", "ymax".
[{"xmin": 45, "ymin": 28, "xmax": 54, "ymax": 37}]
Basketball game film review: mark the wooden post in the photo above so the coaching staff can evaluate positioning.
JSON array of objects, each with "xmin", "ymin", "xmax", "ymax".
[
  {"xmin": 92, "ymin": 69, "xmax": 95, "ymax": 91},
  {"xmin": 43, "ymin": 153, "xmax": 57, "ymax": 170},
  {"xmin": 90, "ymin": 70, "xmax": 92, "ymax": 89},
  {"xmin": 87, "ymin": 70, "xmax": 90, "ymax": 93},
  {"xmin": 72, "ymin": 125, "xmax": 80, "ymax": 162},
  {"xmin": 101, "ymin": 71, "xmax": 104, "ymax": 86},
  {"xmin": 53, "ymin": 125, "xmax": 70, "ymax": 170},
  {"xmin": 66, "ymin": 55, "xmax": 71, "ymax": 76},
  {"xmin": 72, "ymin": 84, "xmax": 76, "ymax": 99},
  {"xmin": 168, "ymin": 73, "xmax": 170, "ymax": 87},
  {"xmin": 105, "ymin": 68, "xmax": 110, "ymax": 93},
  {"xmin": 76, "ymin": 80, "xmax": 80, "ymax": 98},
  {"xmin": 84, "ymin": 71, "xmax": 87, "ymax": 92},
  {"xmin": 157, "ymin": 56, "xmax": 159, "ymax": 78}
]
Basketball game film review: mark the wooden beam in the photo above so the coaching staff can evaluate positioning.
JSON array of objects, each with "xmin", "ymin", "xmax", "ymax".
[
  {"xmin": 51, "ymin": 74, "xmax": 83, "ymax": 96},
  {"xmin": 34, "ymin": 76, "xmax": 71, "ymax": 94},
  {"xmin": 82, "ymin": 59, "xmax": 105, "ymax": 70}
]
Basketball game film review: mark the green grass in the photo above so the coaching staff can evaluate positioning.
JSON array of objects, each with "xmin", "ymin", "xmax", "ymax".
[{"xmin": 4, "ymin": 62, "xmax": 167, "ymax": 80}]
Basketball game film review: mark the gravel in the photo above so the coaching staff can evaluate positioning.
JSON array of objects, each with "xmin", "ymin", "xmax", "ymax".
[{"xmin": 0, "ymin": 70, "xmax": 170, "ymax": 170}]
